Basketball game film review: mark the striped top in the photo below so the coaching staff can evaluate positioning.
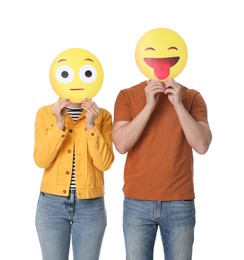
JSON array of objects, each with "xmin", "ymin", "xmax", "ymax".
[{"xmin": 66, "ymin": 107, "xmax": 83, "ymax": 191}]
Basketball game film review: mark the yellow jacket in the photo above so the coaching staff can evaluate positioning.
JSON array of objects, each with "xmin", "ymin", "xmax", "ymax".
[{"xmin": 34, "ymin": 104, "xmax": 114, "ymax": 199}]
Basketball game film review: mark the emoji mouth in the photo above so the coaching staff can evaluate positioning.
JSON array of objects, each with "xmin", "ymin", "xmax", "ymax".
[
  {"xmin": 70, "ymin": 88, "xmax": 84, "ymax": 91},
  {"xmin": 144, "ymin": 57, "xmax": 179, "ymax": 80}
]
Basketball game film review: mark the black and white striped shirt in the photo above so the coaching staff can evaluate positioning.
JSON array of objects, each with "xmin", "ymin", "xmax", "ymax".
[{"xmin": 66, "ymin": 107, "xmax": 83, "ymax": 191}]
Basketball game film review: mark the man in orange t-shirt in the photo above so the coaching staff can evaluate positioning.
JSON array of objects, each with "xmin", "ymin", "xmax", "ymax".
[{"xmin": 112, "ymin": 79, "xmax": 212, "ymax": 260}]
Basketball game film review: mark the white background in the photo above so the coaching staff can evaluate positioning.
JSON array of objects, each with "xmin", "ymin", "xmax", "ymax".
[{"xmin": 1, "ymin": 0, "xmax": 243, "ymax": 259}]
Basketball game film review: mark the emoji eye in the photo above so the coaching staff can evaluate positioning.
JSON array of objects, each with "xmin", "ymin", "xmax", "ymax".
[
  {"xmin": 56, "ymin": 66, "xmax": 74, "ymax": 84},
  {"xmin": 79, "ymin": 65, "xmax": 97, "ymax": 83},
  {"xmin": 145, "ymin": 47, "xmax": 155, "ymax": 51},
  {"xmin": 168, "ymin": 46, "xmax": 178, "ymax": 51}
]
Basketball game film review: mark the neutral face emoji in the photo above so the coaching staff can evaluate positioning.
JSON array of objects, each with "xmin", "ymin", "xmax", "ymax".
[
  {"xmin": 49, "ymin": 48, "xmax": 104, "ymax": 103},
  {"xmin": 135, "ymin": 28, "xmax": 188, "ymax": 80}
]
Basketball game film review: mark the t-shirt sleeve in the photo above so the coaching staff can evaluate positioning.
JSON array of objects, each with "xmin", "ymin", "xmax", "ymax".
[
  {"xmin": 190, "ymin": 92, "xmax": 209, "ymax": 123},
  {"xmin": 114, "ymin": 90, "xmax": 132, "ymax": 123}
]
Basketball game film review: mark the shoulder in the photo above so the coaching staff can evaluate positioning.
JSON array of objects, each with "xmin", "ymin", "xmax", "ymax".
[
  {"xmin": 121, "ymin": 81, "xmax": 146, "ymax": 94},
  {"xmin": 181, "ymin": 84, "xmax": 199, "ymax": 96},
  {"xmin": 116, "ymin": 81, "xmax": 147, "ymax": 100},
  {"xmin": 36, "ymin": 103, "xmax": 55, "ymax": 116},
  {"xmin": 99, "ymin": 107, "xmax": 112, "ymax": 118},
  {"xmin": 180, "ymin": 84, "xmax": 207, "ymax": 114},
  {"xmin": 180, "ymin": 84, "xmax": 205, "ymax": 102}
]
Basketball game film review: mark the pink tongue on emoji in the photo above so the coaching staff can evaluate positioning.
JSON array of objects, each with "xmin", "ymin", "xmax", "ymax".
[{"xmin": 153, "ymin": 59, "xmax": 170, "ymax": 80}]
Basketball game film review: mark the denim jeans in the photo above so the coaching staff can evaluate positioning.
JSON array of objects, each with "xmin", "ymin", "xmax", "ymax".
[
  {"xmin": 35, "ymin": 191, "xmax": 107, "ymax": 260},
  {"xmin": 123, "ymin": 198, "xmax": 195, "ymax": 260}
]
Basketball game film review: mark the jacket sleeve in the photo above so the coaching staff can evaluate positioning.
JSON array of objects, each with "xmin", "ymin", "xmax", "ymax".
[
  {"xmin": 86, "ymin": 110, "xmax": 114, "ymax": 171},
  {"xmin": 33, "ymin": 108, "xmax": 68, "ymax": 168}
]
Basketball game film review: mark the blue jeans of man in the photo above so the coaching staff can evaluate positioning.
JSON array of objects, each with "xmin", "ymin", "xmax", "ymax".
[
  {"xmin": 35, "ymin": 191, "xmax": 106, "ymax": 260},
  {"xmin": 123, "ymin": 198, "xmax": 195, "ymax": 260}
]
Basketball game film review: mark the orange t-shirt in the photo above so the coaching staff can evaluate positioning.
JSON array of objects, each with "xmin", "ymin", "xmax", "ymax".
[{"xmin": 114, "ymin": 81, "xmax": 208, "ymax": 201}]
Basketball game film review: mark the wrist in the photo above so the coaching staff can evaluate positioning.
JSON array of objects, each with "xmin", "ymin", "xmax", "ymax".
[
  {"xmin": 145, "ymin": 103, "xmax": 155, "ymax": 113},
  {"xmin": 57, "ymin": 122, "xmax": 65, "ymax": 130},
  {"xmin": 86, "ymin": 124, "xmax": 95, "ymax": 130},
  {"xmin": 174, "ymin": 102, "xmax": 184, "ymax": 112}
]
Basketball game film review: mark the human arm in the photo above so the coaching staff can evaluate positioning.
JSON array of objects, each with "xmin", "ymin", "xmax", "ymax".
[
  {"xmin": 33, "ymin": 99, "xmax": 71, "ymax": 168},
  {"xmin": 112, "ymin": 80, "xmax": 165, "ymax": 154},
  {"xmin": 52, "ymin": 98, "xmax": 71, "ymax": 130},
  {"xmin": 81, "ymin": 99, "xmax": 100, "ymax": 130},
  {"xmin": 83, "ymin": 101, "xmax": 114, "ymax": 171},
  {"xmin": 164, "ymin": 79, "xmax": 212, "ymax": 154}
]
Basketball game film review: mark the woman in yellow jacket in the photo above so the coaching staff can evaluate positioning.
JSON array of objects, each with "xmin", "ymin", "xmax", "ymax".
[{"xmin": 34, "ymin": 97, "xmax": 114, "ymax": 260}]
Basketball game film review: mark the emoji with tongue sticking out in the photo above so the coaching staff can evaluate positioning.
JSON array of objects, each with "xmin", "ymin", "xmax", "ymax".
[{"xmin": 135, "ymin": 28, "xmax": 188, "ymax": 81}]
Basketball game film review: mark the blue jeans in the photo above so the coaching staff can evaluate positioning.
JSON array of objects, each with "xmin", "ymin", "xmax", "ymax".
[
  {"xmin": 35, "ymin": 191, "xmax": 107, "ymax": 260},
  {"xmin": 123, "ymin": 198, "xmax": 195, "ymax": 260}
]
